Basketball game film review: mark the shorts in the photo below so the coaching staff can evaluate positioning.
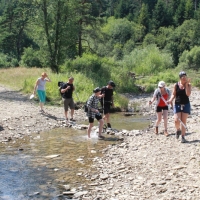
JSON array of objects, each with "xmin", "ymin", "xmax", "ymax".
[
  {"xmin": 156, "ymin": 106, "xmax": 168, "ymax": 112},
  {"xmin": 89, "ymin": 114, "xmax": 102, "ymax": 123},
  {"xmin": 63, "ymin": 98, "xmax": 75, "ymax": 111},
  {"xmin": 37, "ymin": 90, "xmax": 46, "ymax": 103},
  {"xmin": 103, "ymin": 102, "xmax": 111, "ymax": 115},
  {"xmin": 174, "ymin": 103, "xmax": 190, "ymax": 114}
]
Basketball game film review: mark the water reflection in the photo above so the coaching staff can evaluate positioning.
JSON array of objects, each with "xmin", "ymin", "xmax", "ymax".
[{"xmin": 0, "ymin": 113, "xmax": 149, "ymax": 199}]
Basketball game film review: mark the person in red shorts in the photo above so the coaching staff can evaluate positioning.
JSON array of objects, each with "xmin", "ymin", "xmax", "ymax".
[{"xmin": 149, "ymin": 81, "xmax": 173, "ymax": 136}]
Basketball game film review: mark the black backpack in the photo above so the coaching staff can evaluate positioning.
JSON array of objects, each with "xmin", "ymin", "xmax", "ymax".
[{"xmin": 58, "ymin": 81, "xmax": 65, "ymax": 96}]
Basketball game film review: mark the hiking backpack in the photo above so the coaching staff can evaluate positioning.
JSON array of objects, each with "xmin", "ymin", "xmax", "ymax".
[{"xmin": 58, "ymin": 81, "xmax": 65, "ymax": 96}]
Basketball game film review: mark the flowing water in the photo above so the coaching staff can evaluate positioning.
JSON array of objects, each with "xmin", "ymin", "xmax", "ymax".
[{"xmin": 0, "ymin": 114, "xmax": 149, "ymax": 199}]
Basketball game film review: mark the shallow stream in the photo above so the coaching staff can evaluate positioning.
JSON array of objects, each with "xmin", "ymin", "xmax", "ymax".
[{"xmin": 0, "ymin": 113, "xmax": 149, "ymax": 199}]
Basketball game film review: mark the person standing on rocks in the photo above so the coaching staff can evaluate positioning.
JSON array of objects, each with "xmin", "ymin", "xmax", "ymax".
[
  {"xmin": 61, "ymin": 77, "xmax": 75, "ymax": 122},
  {"xmin": 87, "ymin": 87, "xmax": 105, "ymax": 139},
  {"xmin": 33, "ymin": 72, "xmax": 51, "ymax": 112},
  {"xmin": 100, "ymin": 80, "xmax": 115, "ymax": 129},
  {"xmin": 149, "ymin": 81, "xmax": 172, "ymax": 136},
  {"xmin": 168, "ymin": 71, "xmax": 191, "ymax": 143}
]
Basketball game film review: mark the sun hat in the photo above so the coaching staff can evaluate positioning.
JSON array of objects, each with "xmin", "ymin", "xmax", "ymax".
[
  {"xmin": 93, "ymin": 87, "xmax": 101, "ymax": 93},
  {"xmin": 158, "ymin": 81, "xmax": 165, "ymax": 88},
  {"xmin": 179, "ymin": 71, "xmax": 187, "ymax": 78},
  {"xmin": 108, "ymin": 80, "xmax": 116, "ymax": 87}
]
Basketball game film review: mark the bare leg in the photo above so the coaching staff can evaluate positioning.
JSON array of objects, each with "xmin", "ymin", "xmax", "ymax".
[
  {"xmin": 155, "ymin": 112, "xmax": 162, "ymax": 127},
  {"xmin": 163, "ymin": 110, "xmax": 168, "ymax": 131},
  {"xmin": 70, "ymin": 109, "xmax": 74, "ymax": 119},
  {"xmin": 87, "ymin": 123, "xmax": 93, "ymax": 138},
  {"xmin": 64, "ymin": 111, "xmax": 68, "ymax": 120},
  {"xmin": 180, "ymin": 112, "xmax": 188, "ymax": 136},
  {"xmin": 39, "ymin": 102, "xmax": 44, "ymax": 110},
  {"xmin": 174, "ymin": 112, "xmax": 181, "ymax": 130},
  {"xmin": 98, "ymin": 119, "xmax": 104, "ymax": 136}
]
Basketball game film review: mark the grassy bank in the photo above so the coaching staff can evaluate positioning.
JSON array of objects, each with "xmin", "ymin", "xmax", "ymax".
[{"xmin": 0, "ymin": 67, "xmax": 199, "ymax": 109}]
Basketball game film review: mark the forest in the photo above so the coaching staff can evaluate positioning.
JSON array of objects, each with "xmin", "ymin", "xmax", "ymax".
[{"xmin": 1, "ymin": 0, "xmax": 200, "ymax": 97}]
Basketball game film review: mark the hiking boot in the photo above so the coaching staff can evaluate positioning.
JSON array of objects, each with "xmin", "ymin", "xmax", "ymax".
[
  {"xmin": 70, "ymin": 118, "xmax": 76, "ymax": 122},
  {"xmin": 181, "ymin": 136, "xmax": 187, "ymax": 143},
  {"xmin": 107, "ymin": 123, "xmax": 111, "ymax": 128},
  {"xmin": 98, "ymin": 135, "xmax": 105, "ymax": 140},
  {"xmin": 155, "ymin": 126, "xmax": 158, "ymax": 134},
  {"xmin": 176, "ymin": 130, "xmax": 181, "ymax": 139},
  {"xmin": 164, "ymin": 130, "xmax": 169, "ymax": 137}
]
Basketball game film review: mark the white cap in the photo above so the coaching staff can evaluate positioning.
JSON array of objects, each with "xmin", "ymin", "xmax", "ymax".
[{"xmin": 158, "ymin": 81, "xmax": 165, "ymax": 88}]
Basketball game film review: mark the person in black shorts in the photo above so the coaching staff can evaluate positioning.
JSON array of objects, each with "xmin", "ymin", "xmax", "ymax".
[
  {"xmin": 101, "ymin": 80, "xmax": 115, "ymax": 129},
  {"xmin": 61, "ymin": 77, "xmax": 75, "ymax": 122},
  {"xmin": 87, "ymin": 87, "xmax": 105, "ymax": 139}
]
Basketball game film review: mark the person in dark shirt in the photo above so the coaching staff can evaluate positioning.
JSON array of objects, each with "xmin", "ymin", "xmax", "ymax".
[
  {"xmin": 101, "ymin": 80, "xmax": 115, "ymax": 128},
  {"xmin": 61, "ymin": 77, "xmax": 75, "ymax": 122},
  {"xmin": 168, "ymin": 71, "xmax": 191, "ymax": 143}
]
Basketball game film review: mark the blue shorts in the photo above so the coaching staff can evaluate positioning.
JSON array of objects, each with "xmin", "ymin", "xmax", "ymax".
[
  {"xmin": 37, "ymin": 90, "xmax": 46, "ymax": 103},
  {"xmin": 174, "ymin": 103, "xmax": 190, "ymax": 114}
]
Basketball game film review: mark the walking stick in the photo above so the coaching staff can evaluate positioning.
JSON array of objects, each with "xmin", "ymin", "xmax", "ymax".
[
  {"xmin": 160, "ymin": 95, "xmax": 188, "ymax": 131},
  {"xmin": 102, "ymin": 96, "xmax": 107, "ymax": 132}
]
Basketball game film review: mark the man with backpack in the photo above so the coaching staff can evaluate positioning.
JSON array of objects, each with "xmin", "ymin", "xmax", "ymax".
[
  {"xmin": 60, "ymin": 77, "xmax": 75, "ymax": 122},
  {"xmin": 100, "ymin": 80, "xmax": 115, "ymax": 129}
]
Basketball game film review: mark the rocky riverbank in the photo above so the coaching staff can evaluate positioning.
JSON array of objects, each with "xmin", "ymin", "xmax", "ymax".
[
  {"xmin": 83, "ymin": 87, "xmax": 200, "ymax": 200},
  {"xmin": 0, "ymin": 85, "xmax": 200, "ymax": 200}
]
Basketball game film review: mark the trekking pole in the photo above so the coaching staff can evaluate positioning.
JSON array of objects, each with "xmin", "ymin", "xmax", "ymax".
[
  {"xmin": 160, "ymin": 95, "xmax": 188, "ymax": 131},
  {"xmin": 102, "ymin": 95, "xmax": 107, "ymax": 132}
]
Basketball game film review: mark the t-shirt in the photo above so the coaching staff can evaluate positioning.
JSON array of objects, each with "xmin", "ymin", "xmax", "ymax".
[
  {"xmin": 100, "ymin": 86, "xmax": 113, "ymax": 102},
  {"xmin": 37, "ymin": 78, "xmax": 47, "ymax": 91},
  {"xmin": 158, "ymin": 93, "xmax": 168, "ymax": 107},
  {"xmin": 62, "ymin": 83, "xmax": 74, "ymax": 99}
]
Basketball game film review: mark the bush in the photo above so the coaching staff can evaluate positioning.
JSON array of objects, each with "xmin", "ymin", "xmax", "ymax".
[{"xmin": 20, "ymin": 47, "xmax": 42, "ymax": 67}]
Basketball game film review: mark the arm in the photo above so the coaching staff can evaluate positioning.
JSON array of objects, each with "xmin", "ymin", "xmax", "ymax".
[
  {"xmin": 167, "ymin": 84, "xmax": 176, "ymax": 104},
  {"xmin": 33, "ymin": 79, "xmax": 39, "ymax": 94},
  {"xmin": 87, "ymin": 96, "xmax": 99, "ymax": 113},
  {"xmin": 149, "ymin": 96, "xmax": 156, "ymax": 105},
  {"xmin": 45, "ymin": 76, "xmax": 51, "ymax": 82},
  {"xmin": 61, "ymin": 84, "xmax": 71, "ymax": 93},
  {"xmin": 185, "ymin": 78, "xmax": 191, "ymax": 97}
]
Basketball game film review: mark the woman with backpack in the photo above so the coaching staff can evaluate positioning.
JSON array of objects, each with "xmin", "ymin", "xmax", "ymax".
[
  {"xmin": 168, "ymin": 71, "xmax": 191, "ymax": 143},
  {"xmin": 149, "ymin": 81, "xmax": 172, "ymax": 136},
  {"xmin": 87, "ymin": 87, "xmax": 105, "ymax": 139}
]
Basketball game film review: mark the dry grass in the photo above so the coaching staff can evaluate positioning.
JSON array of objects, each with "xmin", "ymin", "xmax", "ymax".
[{"xmin": 0, "ymin": 67, "xmax": 51, "ymax": 90}]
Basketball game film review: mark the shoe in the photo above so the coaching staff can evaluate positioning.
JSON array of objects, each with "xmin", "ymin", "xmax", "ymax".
[
  {"xmin": 155, "ymin": 127, "xmax": 158, "ymax": 134},
  {"xmin": 70, "ymin": 118, "xmax": 76, "ymax": 121},
  {"xmin": 98, "ymin": 135, "xmax": 105, "ymax": 140},
  {"xmin": 107, "ymin": 123, "xmax": 111, "ymax": 128},
  {"xmin": 39, "ymin": 109, "xmax": 44, "ymax": 113},
  {"xmin": 164, "ymin": 130, "xmax": 169, "ymax": 137},
  {"xmin": 176, "ymin": 130, "xmax": 181, "ymax": 139},
  {"xmin": 181, "ymin": 136, "xmax": 187, "ymax": 143}
]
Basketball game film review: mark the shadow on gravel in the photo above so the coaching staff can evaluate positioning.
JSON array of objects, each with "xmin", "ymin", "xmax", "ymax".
[
  {"xmin": 41, "ymin": 112, "xmax": 58, "ymax": 120},
  {"xmin": 0, "ymin": 89, "xmax": 28, "ymax": 102},
  {"xmin": 103, "ymin": 137, "xmax": 120, "ymax": 141},
  {"xmin": 187, "ymin": 140, "xmax": 200, "ymax": 144},
  {"xmin": 0, "ymin": 125, "xmax": 4, "ymax": 131}
]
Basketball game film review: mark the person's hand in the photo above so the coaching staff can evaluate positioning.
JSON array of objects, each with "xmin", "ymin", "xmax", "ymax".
[
  {"xmin": 149, "ymin": 100, "xmax": 152, "ymax": 105},
  {"xmin": 186, "ymin": 78, "xmax": 191, "ymax": 85},
  {"xmin": 67, "ymin": 86, "xmax": 71, "ymax": 89}
]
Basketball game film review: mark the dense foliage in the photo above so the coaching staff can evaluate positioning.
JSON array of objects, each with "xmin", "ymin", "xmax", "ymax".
[{"xmin": 0, "ymin": 0, "xmax": 200, "ymax": 93}]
